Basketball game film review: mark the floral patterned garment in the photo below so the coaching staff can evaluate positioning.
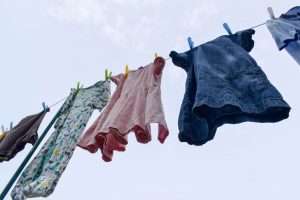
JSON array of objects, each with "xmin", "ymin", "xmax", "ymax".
[{"xmin": 11, "ymin": 81, "xmax": 110, "ymax": 199}]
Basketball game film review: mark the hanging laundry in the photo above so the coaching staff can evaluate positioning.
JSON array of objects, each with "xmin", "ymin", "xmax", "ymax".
[
  {"xmin": 266, "ymin": 6, "xmax": 300, "ymax": 65},
  {"xmin": 169, "ymin": 29, "xmax": 291, "ymax": 146},
  {"xmin": 11, "ymin": 81, "xmax": 110, "ymax": 199},
  {"xmin": 0, "ymin": 109, "xmax": 49, "ymax": 162},
  {"xmin": 78, "ymin": 57, "xmax": 169, "ymax": 162}
]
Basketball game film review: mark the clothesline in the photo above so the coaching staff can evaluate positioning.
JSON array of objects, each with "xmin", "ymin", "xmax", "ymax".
[
  {"xmin": 47, "ymin": 57, "xmax": 171, "ymax": 109},
  {"xmin": 47, "ymin": 22, "xmax": 266, "ymax": 110},
  {"xmin": 250, "ymin": 22, "xmax": 267, "ymax": 29},
  {"xmin": 0, "ymin": 16, "xmax": 274, "ymax": 200},
  {"xmin": 47, "ymin": 20, "xmax": 267, "ymax": 110},
  {"xmin": 3, "ymin": 3, "xmax": 300, "ymax": 198}
]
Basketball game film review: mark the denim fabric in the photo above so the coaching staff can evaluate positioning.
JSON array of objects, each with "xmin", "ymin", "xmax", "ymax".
[
  {"xmin": 266, "ymin": 6, "xmax": 300, "ymax": 65},
  {"xmin": 170, "ymin": 29, "xmax": 291, "ymax": 146}
]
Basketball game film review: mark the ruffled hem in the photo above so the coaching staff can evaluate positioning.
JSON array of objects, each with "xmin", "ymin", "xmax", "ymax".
[{"xmin": 77, "ymin": 122, "xmax": 169, "ymax": 162}]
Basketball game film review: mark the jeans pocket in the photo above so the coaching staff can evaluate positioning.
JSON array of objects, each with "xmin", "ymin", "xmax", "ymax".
[{"xmin": 225, "ymin": 66, "xmax": 268, "ymax": 98}]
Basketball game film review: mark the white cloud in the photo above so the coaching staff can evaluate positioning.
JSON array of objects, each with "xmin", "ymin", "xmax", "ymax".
[
  {"xmin": 46, "ymin": 0, "xmax": 163, "ymax": 48},
  {"xmin": 48, "ymin": 0, "xmax": 108, "ymax": 25},
  {"xmin": 181, "ymin": 0, "xmax": 219, "ymax": 27},
  {"xmin": 46, "ymin": 0, "xmax": 219, "ymax": 49}
]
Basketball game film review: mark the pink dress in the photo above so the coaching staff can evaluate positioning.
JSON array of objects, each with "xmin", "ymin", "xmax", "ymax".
[{"xmin": 78, "ymin": 57, "xmax": 169, "ymax": 161}]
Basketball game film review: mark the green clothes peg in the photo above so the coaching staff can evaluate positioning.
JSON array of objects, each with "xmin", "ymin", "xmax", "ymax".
[
  {"xmin": 76, "ymin": 82, "xmax": 83, "ymax": 94},
  {"xmin": 105, "ymin": 69, "xmax": 108, "ymax": 81}
]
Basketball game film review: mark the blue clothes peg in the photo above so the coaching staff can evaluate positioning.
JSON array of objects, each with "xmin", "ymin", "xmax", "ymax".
[
  {"xmin": 1, "ymin": 125, "xmax": 5, "ymax": 133},
  {"xmin": 223, "ymin": 23, "xmax": 233, "ymax": 35},
  {"xmin": 10, "ymin": 122, "xmax": 13, "ymax": 130},
  {"xmin": 187, "ymin": 37, "xmax": 194, "ymax": 50},
  {"xmin": 42, "ymin": 102, "xmax": 48, "ymax": 111}
]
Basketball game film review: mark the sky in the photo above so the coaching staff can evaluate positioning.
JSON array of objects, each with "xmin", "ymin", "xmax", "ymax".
[{"xmin": 0, "ymin": 0, "xmax": 299, "ymax": 199}]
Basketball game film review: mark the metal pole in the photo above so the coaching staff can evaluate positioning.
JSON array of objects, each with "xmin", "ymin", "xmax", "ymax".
[{"xmin": 0, "ymin": 108, "xmax": 62, "ymax": 200}]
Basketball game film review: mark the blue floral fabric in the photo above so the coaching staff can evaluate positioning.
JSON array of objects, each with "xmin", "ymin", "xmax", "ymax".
[
  {"xmin": 266, "ymin": 6, "xmax": 300, "ymax": 65},
  {"xmin": 170, "ymin": 29, "xmax": 291, "ymax": 146},
  {"xmin": 11, "ymin": 81, "xmax": 110, "ymax": 199}
]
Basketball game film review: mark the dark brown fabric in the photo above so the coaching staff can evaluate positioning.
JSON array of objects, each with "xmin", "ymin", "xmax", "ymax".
[{"xmin": 0, "ymin": 109, "xmax": 49, "ymax": 162}]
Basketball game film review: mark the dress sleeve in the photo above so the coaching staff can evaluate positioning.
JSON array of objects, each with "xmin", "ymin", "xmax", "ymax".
[{"xmin": 169, "ymin": 50, "xmax": 192, "ymax": 71}]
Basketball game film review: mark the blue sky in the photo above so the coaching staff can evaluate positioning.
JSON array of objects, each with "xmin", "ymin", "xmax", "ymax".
[{"xmin": 0, "ymin": 0, "xmax": 300, "ymax": 199}]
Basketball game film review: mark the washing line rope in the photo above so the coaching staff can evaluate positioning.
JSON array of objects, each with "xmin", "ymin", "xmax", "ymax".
[
  {"xmin": 46, "ymin": 57, "xmax": 171, "ymax": 109},
  {"xmin": 44, "ymin": 20, "xmax": 267, "ymax": 110},
  {"xmin": 250, "ymin": 22, "xmax": 266, "ymax": 29}
]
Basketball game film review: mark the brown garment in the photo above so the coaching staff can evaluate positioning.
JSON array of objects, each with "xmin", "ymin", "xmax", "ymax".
[{"xmin": 0, "ymin": 109, "xmax": 49, "ymax": 162}]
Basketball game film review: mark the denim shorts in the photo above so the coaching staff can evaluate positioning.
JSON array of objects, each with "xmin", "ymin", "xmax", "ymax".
[{"xmin": 170, "ymin": 29, "xmax": 291, "ymax": 146}]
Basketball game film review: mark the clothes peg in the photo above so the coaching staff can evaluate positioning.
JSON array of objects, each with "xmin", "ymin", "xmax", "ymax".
[
  {"xmin": 10, "ymin": 122, "xmax": 13, "ymax": 130},
  {"xmin": 0, "ymin": 125, "xmax": 7, "ymax": 140},
  {"xmin": 267, "ymin": 7, "xmax": 275, "ymax": 19},
  {"xmin": 105, "ymin": 69, "xmax": 108, "ymax": 80},
  {"xmin": 76, "ymin": 82, "xmax": 83, "ymax": 93},
  {"xmin": 109, "ymin": 71, "xmax": 112, "ymax": 78},
  {"xmin": 223, "ymin": 23, "xmax": 233, "ymax": 35},
  {"xmin": 155, "ymin": 52, "xmax": 158, "ymax": 58},
  {"xmin": 187, "ymin": 37, "xmax": 194, "ymax": 50},
  {"xmin": 1, "ymin": 125, "xmax": 5, "ymax": 133},
  {"xmin": 125, "ymin": 65, "xmax": 129, "ymax": 78},
  {"xmin": 42, "ymin": 102, "xmax": 48, "ymax": 111},
  {"xmin": 0, "ymin": 130, "xmax": 5, "ymax": 140}
]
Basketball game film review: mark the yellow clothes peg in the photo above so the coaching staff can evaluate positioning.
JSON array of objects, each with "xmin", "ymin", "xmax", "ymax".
[
  {"xmin": 155, "ymin": 52, "xmax": 158, "ymax": 58},
  {"xmin": 125, "ymin": 65, "xmax": 129, "ymax": 78},
  {"xmin": 0, "ymin": 132, "xmax": 5, "ymax": 140},
  {"xmin": 0, "ymin": 125, "xmax": 7, "ymax": 141}
]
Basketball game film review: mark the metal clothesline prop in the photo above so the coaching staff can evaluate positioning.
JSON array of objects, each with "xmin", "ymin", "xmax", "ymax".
[{"xmin": 0, "ymin": 105, "xmax": 64, "ymax": 200}]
